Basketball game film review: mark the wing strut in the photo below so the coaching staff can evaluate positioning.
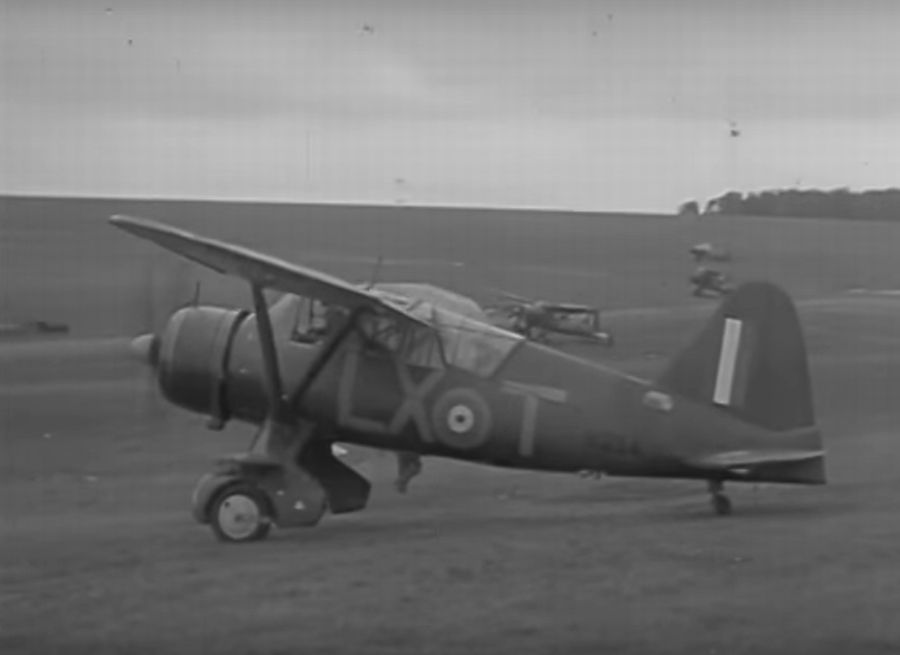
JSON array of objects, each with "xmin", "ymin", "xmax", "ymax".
[
  {"xmin": 250, "ymin": 285, "xmax": 287, "ymax": 421},
  {"xmin": 292, "ymin": 307, "xmax": 366, "ymax": 406}
]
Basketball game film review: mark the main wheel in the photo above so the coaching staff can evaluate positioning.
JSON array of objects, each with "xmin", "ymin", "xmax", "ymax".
[
  {"xmin": 711, "ymin": 493, "xmax": 732, "ymax": 517},
  {"xmin": 210, "ymin": 484, "xmax": 272, "ymax": 543}
]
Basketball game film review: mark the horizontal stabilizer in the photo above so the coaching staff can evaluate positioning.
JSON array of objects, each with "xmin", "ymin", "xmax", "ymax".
[
  {"xmin": 690, "ymin": 448, "xmax": 825, "ymax": 470},
  {"xmin": 687, "ymin": 421, "xmax": 826, "ymax": 483}
]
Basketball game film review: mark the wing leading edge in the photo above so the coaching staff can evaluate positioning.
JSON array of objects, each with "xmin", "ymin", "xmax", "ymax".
[{"xmin": 109, "ymin": 214, "xmax": 428, "ymax": 326}]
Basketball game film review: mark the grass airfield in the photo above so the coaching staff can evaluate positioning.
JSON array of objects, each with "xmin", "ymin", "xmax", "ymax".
[{"xmin": 2, "ymin": 196, "xmax": 900, "ymax": 654}]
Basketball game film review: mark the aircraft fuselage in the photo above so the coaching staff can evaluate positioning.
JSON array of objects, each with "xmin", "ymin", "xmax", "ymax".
[{"xmin": 192, "ymin": 299, "xmax": 820, "ymax": 485}]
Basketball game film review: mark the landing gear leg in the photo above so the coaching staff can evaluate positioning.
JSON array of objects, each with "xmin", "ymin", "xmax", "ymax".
[
  {"xmin": 707, "ymin": 479, "xmax": 732, "ymax": 516},
  {"xmin": 395, "ymin": 451, "xmax": 423, "ymax": 494},
  {"xmin": 192, "ymin": 420, "xmax": 330, "ymax": 543}
]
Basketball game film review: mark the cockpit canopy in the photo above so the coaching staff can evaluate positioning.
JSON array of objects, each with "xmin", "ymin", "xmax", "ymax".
[
  {"xmin": 286, "ymin": 289, "xmax": 523, "ymax": 378},
  {"xmin": 370, "ymin": 283, "xmax": 488, "ymax": 322},
  {"xmin": 426, "ymin": 303, "xmax": 523, "ymax": 377}
]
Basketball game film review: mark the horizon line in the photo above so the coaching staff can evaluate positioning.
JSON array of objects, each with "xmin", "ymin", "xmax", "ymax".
[{"xmin": 0, "ymin": 191, "xmax": 679, "ymax": 218}]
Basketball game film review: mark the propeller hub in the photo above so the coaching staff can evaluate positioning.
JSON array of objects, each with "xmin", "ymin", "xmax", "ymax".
[{"xmin": 130, "ymin": 333, "xmax": 160, "ymax": 367}]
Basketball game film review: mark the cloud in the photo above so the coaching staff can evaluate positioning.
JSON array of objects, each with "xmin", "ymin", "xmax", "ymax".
[
  {"xmin": 3, "ymin": 0, "xmax": 900, "ymax": 211},
  {"xmin": 6, "ymin": 0, "xmax": 899, "ymax": 125}
]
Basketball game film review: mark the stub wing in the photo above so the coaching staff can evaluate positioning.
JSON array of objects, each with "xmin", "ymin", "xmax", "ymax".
[{"xmin": 109, "ymin": 214, "xmax": 429, "ymax": 326}]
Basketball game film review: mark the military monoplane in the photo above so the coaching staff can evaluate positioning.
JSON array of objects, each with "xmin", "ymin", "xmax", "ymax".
[
  {"xmin": 485, "ymin": 291, "xmax": 614, "ymax": 346},
  {"xmin": 111, "ymin": 215, "xmax": 826, "ymax": 543}
]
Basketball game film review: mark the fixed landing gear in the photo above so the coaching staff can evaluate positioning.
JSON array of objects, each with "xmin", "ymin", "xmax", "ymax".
[
  {"xmin": 192, "ymin": 457, "xmax": 327, "ymax": 544},
  {"xmin": 191, "ymin": 424, "xmax": 372, "ymax": 543},
  {"xmin": 707, "ymin": 479, "xmax": 733, "ymax": 516},
  {"xmin": 210, "ymin": 484, "xmax": 272, "ymax": 543}
]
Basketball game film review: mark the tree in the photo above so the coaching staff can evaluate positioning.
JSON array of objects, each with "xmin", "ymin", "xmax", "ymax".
[
  {"xmin": 705, "ymin": 191, "xmax": 744, "ymax": 215},
  {"xmin": 678, "ymin": 200, "xmax": 700, "ymax": 216},
  {"xmin": 693, "ymin": 187, "xmax": 900, "ymax": 221}
]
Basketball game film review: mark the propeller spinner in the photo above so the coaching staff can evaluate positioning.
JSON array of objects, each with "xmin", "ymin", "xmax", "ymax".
[{"xmin": 130, "ymin": 332, "xmax": 160, "ymax": 367}]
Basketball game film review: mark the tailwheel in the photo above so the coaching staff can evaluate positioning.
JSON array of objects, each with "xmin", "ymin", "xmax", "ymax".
[
  {"xmin": 707, "ymin": 480, "xmax": 732, "ymax": 516},
  {"xmin": 210, "ymin": 484, "xmax": 272, "ymax": 543}
]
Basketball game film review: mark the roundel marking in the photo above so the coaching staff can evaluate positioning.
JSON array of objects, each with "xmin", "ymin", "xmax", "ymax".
[
  {"xmin": 447, "ymin": 404, "xmax": 475, "ymax": 434},
  {"xmin": 431, "ymin": 388, "xmax": 492, "ymax": 450}
]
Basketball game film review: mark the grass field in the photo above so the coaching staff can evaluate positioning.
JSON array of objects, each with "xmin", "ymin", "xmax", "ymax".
[
  {"xmin": 2, "ymin": 195, "xmax": 900, "ymax": 654},
  {"xmin": 3, "ymin": 195, "xmax": 900, "ymax": 335}
]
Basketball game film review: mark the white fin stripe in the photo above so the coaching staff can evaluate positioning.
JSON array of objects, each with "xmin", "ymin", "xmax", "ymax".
[{"xmin": 713, "ymin": 318, "xmax": 742, "ymax": 405}]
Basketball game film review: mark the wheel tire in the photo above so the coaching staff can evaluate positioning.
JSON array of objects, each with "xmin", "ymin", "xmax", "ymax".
[
  {"xmin": 210, "ymin": 484, "xmax": 272, "ymax": 543},
  {"xmin": 711, "ymin": 493, "xmax": 732, "ymax": 517}
]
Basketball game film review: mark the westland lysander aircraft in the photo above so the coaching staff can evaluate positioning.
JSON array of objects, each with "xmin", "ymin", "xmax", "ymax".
[
  {"xmin": 485, "ymin": 291, "xmax": 615, "ymax": 346},
  {"xmin": 111, "ymin": 215, "xmax": 826, "ymax": 543}
]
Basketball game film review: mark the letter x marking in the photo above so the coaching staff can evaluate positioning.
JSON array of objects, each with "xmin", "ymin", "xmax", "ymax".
[
  {"xmin": 338, "ymin": 346, "xmax": 445, "ymax": 442},
  {"xmin": 388, "ymin": 357, "xmax": 445, "ymax": 443}
]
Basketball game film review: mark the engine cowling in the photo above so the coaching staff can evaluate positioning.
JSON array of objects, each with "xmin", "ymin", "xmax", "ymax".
[{"xmin": 139, "ymin": 306, "xmax": 248, "ymax": 423}]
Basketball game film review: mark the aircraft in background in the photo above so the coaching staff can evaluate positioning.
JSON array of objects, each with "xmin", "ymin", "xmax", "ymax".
[
  {"xmin": 689, "ymin": 242, "xmax": 735, "ymax": 298},
  {"xmin": 690, "ymin": 242, "xmax": 733, "ymax": 263},
  {"xmin": 485, "ymin": 290, "xmax": 614, "ymax": 346},
  {"xmin": 690, "ymin": 267, "xmax": 735, "ymax": 298},
  {"xmin": 111, "ymin": 214, "xmax": 826, "ymax": 544},
  {"xmin": 0, "ymin": 319, "xmax": 70, "ymax": 338}
]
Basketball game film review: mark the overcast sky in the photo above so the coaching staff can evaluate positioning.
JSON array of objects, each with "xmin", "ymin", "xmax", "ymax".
[{"xmin": 2, "ymin": 0, "xmax": 899, "ymax": 211}]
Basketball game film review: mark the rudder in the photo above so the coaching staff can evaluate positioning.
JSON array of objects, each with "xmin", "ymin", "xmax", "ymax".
[{"xmin": 657, "ymin": 281, "xmax": 815, "ymax": 432}]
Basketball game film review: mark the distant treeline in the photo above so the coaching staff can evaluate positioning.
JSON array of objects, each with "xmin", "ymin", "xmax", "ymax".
[{"xmin": 678, "ymin": 188, "xmax": 900, "ymax": 221}]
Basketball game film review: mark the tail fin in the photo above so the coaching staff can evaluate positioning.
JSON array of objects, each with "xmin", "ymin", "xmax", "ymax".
[{"xmin": 657, "ymin": 281, "xmax": 815, "ymax": 432}]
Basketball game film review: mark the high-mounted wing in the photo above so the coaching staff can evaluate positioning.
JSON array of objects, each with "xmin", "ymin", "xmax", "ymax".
[{"xmin": 109, "ymin": 214, "xmax": 428, "ymax": 326}]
